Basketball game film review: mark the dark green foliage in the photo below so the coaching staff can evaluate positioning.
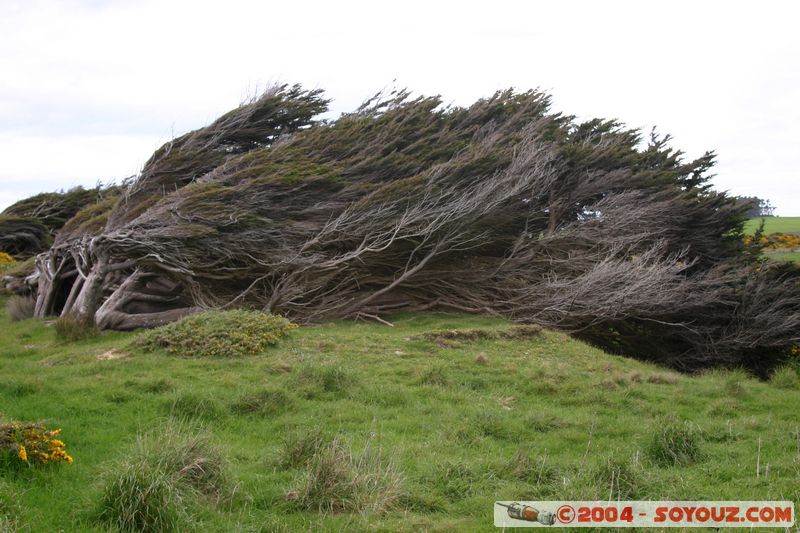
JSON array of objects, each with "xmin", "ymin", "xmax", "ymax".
[
  {"xmin": 0, "ymin": 216, "xmax": 51, "ymax": 257},
  {"xmin": 134, "ymin": 310, "xmax": 296, "ymax": 357},
  {"xmin": 2, "ymin": 187, "xmax": 102, "ymax": 231}
]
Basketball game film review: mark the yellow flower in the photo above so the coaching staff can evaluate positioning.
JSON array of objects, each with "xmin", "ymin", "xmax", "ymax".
[
  {"xmin": 18, "ymin": 446, "xmax": 27, "ymax": 462},
  {"xmin": 50, "ymin": 440, "xmax": 65, "ymax": 447}
]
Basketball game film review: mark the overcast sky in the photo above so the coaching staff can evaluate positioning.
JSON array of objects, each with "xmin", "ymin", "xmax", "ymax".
[{"xmin": 1, "ymin": 0, "xmax": 798, "ymax": 214}]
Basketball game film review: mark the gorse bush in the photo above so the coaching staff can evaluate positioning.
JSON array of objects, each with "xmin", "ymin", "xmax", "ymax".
[
  {"xmin": 97, "ymin": 420, "xmax": 228, "ymax": 532},
  {"xmin": 289, "ymin": 437, "xmax": 404, "ymax": 514},
  {"xmin": 134, "ymin": 309, "xmax": 297, "ymax": 357},
  {"xmin": 54, "ymin": 312, "xmax": 98, "ymax": 341},
  {"xmin": 0, "ymin": 252, "xmax": 15, "ymax": 270},
  {"xmin": 6, "ymin": 296, "xmax": 34, "ymax": 322},
  {"xmin": 0, "ymin": 421, "xmax": 73, "ymax": 466},
  {"xmin": 646, "ymin": 420, "xmax": 703, "ymax": 466}
]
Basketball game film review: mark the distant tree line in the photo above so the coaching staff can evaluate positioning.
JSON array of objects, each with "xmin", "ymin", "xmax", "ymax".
[{"xmin": 734, "ymin": 196, "xmax": 775, "ymax": 218}]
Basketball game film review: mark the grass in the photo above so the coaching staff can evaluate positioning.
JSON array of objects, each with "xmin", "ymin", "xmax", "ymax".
[
  {"xmin": 1, "ymin": 303, "xmax": 800, "ymax": 530},
  {"xmin": 766, "ymin": 251, "xmax": 800, "ymax": 263},
  {"xmin": 745, "ymin": 216, "xmax": 800, "ymax": 235}
]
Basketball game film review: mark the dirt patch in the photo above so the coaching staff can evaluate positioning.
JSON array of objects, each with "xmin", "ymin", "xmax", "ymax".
[
  {"xmin": 414, "ymin": 325, "xmax": 543, "ymax": 347},
  {"xmin": 96, "ymin": 349, "xmax": 129, "ymax": 361}
]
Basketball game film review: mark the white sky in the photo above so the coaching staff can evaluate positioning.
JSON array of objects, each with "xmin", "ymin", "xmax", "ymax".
[{"xmin": 1, "ymin": 0, "xmax": 798, "ymax": 214}]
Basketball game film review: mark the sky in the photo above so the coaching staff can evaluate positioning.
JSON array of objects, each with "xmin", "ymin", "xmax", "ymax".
[{"xmin": 1, "ymin": 0, "xmax": 798, "ymax": 214}]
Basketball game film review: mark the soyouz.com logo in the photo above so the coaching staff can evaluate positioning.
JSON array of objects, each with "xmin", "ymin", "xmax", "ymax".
[{"xmin": 494, "ymin": 501, "xmax": 795, "ymax": 528}]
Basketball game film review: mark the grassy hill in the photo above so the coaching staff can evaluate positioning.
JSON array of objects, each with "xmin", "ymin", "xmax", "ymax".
[
  {"xmin": 745, "ymin": 216, "xmax": 800, "ymax": 235},
  {"xmin": 746, "ymin": 217, "xmax": 800, "ymax": 263},
  {"xmin": 1, "ymin": 302, "xmax": 799, "ymax": 531}
]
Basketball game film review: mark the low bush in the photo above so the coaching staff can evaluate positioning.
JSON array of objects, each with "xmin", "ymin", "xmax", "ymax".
[
  {"xmin": 54, "ymin": 312, "xmax": 97, "ymax": 342},
  {"xmin": 97, "ymin": 420, "xmax": 228, "ymax": 532},
  {"xmin": 646, "ymin": 420, "xmax": 702, "ymax": 466},
  {"xmin": 289, "ymin": 437, "xmax": 404, "ymax": 514},
  {"xmin": 134, "ymin": 309, "xmax": 296, "ymax": 357},
  {"xmin": 0, "ymin": 421, "xmax": 73, "ymax": 466},
  {"xmin": 6, "ymin": 296, "xmax": 35, "ymax": 322}
]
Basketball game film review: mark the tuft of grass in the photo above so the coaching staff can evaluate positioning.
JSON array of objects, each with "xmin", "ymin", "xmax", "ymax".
[
  {"xmin": 507, "ymin": 449, "xmax": 560, "ymax": 487},
  {"xmin": 6, "ymin": 296, "xmax": 34, "ymax": 322},
  {"xmin": 231, "ymin": 388, "xmax": 292, "ymax": 416},
  {"xmin": 592, "ymin": 457, "xmax": 642, "ymax": 499},
  {"xmin": 0, "ymin": 480, "xmax": 21, "ymax": 531},
  {"xmin": 296, "ymin": 364, "xmax": 355, "ymax": 397},
  {"xmin": 646, "ymin": 419, "xmax": 703, "ymax": 466},
  {"xmin": 279, "ymin": 427, "xmax": 328, "ymax": 469},
  {"xmin": 289, "ymin": 437, "xmax": 404, "ymax": 514},
  {"xmin": 97, "ymin": 420, "xmax": 228, "ymax": 532},
  {"xmin": 54, "ymin": 312, "xmax": 98, "ymax": 342},
  {"xmin": 475, "ymin": 412, "xmax": 511, "ymax": 439},
  {"xmin": 646, "ymin": 372, "xmax": 679, "ymax": 385},
  {"xmin": 770, "ymin": 365, "xmax": 800, "ymax": 389},
  {"xmin": 418, "ymin": 366, "xmax": 448, "ymax": 386},
  {"xmin": 133, "ymin": 309, "xmax": 297, "ymax": 357},
  {"xmin": 167, "ymin": 392, "xmax": 226, "ymax": 420},
  {"xmin": 432, "ymin": 462, "xmax": 480, "ymax": 500}
]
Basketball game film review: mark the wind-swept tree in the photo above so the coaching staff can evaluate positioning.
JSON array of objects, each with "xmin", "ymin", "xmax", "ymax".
[{"xmin": 20, "ymin": 84, "xmax": 800, "ymax": 374}]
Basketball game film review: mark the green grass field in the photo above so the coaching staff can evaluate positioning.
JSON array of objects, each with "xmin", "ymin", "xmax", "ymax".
[
  {"xmin": 766, "ymin": 251, "xmax": 800, "ymax": 263},
  {"xmin": 2, "ymin": 302, "xmax": 799, "ymax": 531},
  {"xmin": 745, "ymin": 216, "xmax": 800, "ymax": 235}
]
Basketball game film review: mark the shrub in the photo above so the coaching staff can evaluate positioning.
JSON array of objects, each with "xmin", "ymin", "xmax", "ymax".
[
  {"xmin": 97, "ymin": 420, "xmax": 228, "ymax": 532},
  {"xmin": 134, "ymin": 309, "xmax": 297, "ymax": 357},
  {"xmin": 289, "ymin": 437, "xmax": 404, "ymax": 514},
  {"xmin": 6, "ymin": 296, "xmax": 34, "ymax": 322},
  {"xmin": 54, "ymin": 312, "xmax": 98, "ymax": 342},
  {"xmin": 646, "ymin": 420, "xmax": 702, "ymax": 466},
  {"xmin": 0, "ymin": 252, "xmax": 15, "ymax": 271},
  {"xmin": 0, "ymin": 421, "xmax": 73, "ymax": 466}
]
